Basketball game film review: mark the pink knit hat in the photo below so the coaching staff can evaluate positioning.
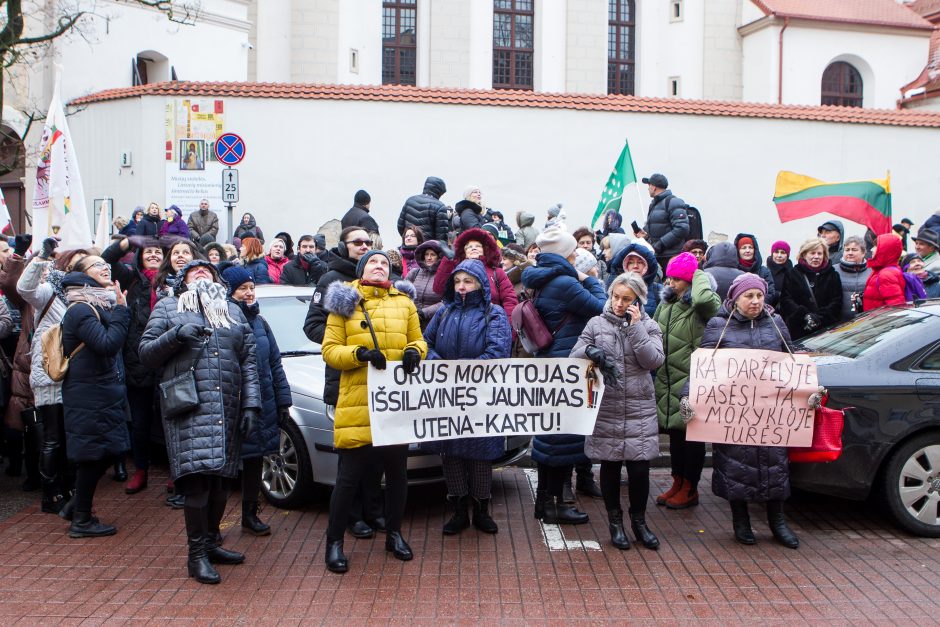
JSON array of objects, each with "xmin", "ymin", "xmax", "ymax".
[{"xmin": 665, "ymin": 252, "xmax": 698, "ymax": 283}]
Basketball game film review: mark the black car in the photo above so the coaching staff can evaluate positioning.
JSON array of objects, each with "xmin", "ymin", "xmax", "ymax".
[{"xmin": 791, "ymin": 300, "xmax": 940, "ymax": 537}]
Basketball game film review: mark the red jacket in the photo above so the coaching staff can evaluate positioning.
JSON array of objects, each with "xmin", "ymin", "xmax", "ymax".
[
  {"xmin": 863, "ymin": 234, "xmax": 906, "ymax": 311},
  {"xmin": 265, "ymin": 255, "xmax": 290, "ymax": 285},
  {"xmin": 433, "ymin": 228, "xmax": 518, "ymax": 320}
]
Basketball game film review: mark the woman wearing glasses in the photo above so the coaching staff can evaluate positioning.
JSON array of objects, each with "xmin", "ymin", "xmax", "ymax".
[{"xmin": 59, "ymin": 256, "xmax": 130, "ymax": 538}]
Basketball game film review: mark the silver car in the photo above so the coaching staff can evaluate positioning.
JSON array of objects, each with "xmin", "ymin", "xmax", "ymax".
[{"xmin": 255, "ymin": 284, "xmax": 530, "ymax": 508}]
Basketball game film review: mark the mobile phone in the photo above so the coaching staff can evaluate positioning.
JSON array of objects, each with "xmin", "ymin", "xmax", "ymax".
[{"xmin": 631, "ymin": 220, "xmax": 641, "ymax": 234}]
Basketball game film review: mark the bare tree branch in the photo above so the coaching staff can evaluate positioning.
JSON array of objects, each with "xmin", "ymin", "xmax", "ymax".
[{"xmin": 18, "ymin": 13, "xmax": 84, "ymax": 45}]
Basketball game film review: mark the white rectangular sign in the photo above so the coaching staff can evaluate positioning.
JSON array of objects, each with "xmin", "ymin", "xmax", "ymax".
[
  {"xmin": 367, "ymin": 358, "xmax": 605, "ymax": 447},
  {"xmin": 222, "ymin": 168, "xmax": 239, "ymax": 204}
]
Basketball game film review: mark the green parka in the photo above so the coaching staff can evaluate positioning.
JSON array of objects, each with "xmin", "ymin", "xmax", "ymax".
[{"xmin": 652, "ymin": 269, "xmax": 720, "ymax": 430}]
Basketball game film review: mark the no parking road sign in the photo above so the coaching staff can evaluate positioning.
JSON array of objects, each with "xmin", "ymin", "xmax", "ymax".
[{"xmin": 215, "ymin": 133, "xmax": 246, "ymax": 166}]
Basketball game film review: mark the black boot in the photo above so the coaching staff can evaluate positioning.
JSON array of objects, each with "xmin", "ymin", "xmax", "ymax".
[
  {"xmin": 241, "ymin": 500, "xmax": 271, "ymax": 536},
  {"xmin": 607, "ymin": 508, "xmax": 630, "ymax": 550},
  {"xmin": 542, "ymin": 497, "xmax": 589, "ymax": 525},
  {"xmin": 40, "ymin": 479, "xmax": 66, "ymax": 515},
  {"xmin": 21, "ymin": 423, "xmax": 40, "ymax": 492},
  {"xmin": 442, "ymin": 495, "xmax": 470, "ymax": 535},
  {"xmin": 206, "ymin": 493, "xmax": 244, "ymax": 564},
  {"xmin": 69, "ymin": 511, "xmax": 117, "ymax": 538},
  {"xmin": 731, "ymin": 501, "xmax": 756, "ymax": 545},
  {"xmin": 766, "ymin": 501, "xmax": 799, "ymax": 549},
  {"xmin": 184, "ymin": 505, "xmax": 221, "ymax": 584},
  {"xmin": 561, "ymin": 480, "xmax": 576, "ymax": 504},
  {"xmin": 58, "ymin": 493, "xmax": 76, "ymax": 521},
  {"xmin": 629, "ymin": 512, "xmax": 660, "ymax": 550},
  {"xmin": 325, "ymin": 540, "xmax": 348, "ymax": 573},
  {"xmin": 533, "ymin": 489, "xmax": 549, "ymax": 520},
  {"xmin": 472, "ymin": 498, "xmax": 498, "ymax": 534},
  {"xmin": 112, "ymin": 459, "xmax": 127, "ymax": 482},
  {"xmin": 576, "ymin": 468, "xmax": 603, "ymax": 499},
  {"xmin": 385, "ymin": 531, "xmax": 413, "ymax": 561}
]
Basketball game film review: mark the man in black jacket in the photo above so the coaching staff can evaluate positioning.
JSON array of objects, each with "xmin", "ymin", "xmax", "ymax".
[
  {"xmin": 636, "ymin": 173, "xmax": 690, "ymax": 271},
  {"xmin": 279, "ymin": 235, "xmax": 328, "ymax": 287},
  {"xmin": 302, "ymin": 227, "xmax": 385, "ymax": 537},
  {"xmin": 397, "ymin": 176, "xmax": 449, "ymax": 241},
  {"xmin": 340, "ymin": 190, "xmax": 380, "ymax": 235}
]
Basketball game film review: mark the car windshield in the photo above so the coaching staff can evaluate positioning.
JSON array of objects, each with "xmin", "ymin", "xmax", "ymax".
[
  {"xmin": 257, "ymin": 295, "xmax": 320, "ymax": 355},
  {"xmin": 798, "ymin": 307, "xmax": 934, "ymax": 359}
]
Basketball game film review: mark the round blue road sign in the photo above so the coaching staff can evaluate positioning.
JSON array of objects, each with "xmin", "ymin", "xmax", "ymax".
[{"xmin": 214, "ymin": 133, "xmax": 246, "ymax": 166}]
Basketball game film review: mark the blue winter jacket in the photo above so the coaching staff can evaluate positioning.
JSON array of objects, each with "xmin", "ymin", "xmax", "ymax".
[
  {"xmin": 522, "ymin": 253, "xmax": 607, "ymax": 467},
  {"xmin": 607, "ymin": 242, "xmax": 663, "ymax": 317},
  {"xmin": 235, "ymin": 300, "xmax": 292, "ymax": 459},
  {"xmin": 424, "ymin": 260, "xmax": 511, "ymax": 460},
  {"xmin": 245, "ymin": 257, "xmax": 272, "ymax": 285}
]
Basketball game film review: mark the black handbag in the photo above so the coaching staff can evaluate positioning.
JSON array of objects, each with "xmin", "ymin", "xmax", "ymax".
[{"xmin": 159, "ymin": 342, "xmax": 205, "ymax": 420}]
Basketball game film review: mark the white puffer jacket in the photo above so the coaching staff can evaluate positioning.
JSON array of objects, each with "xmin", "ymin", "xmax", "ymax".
[{"xmin": 17, "ymin": 259, "xmax": 66, "ymax": 406}]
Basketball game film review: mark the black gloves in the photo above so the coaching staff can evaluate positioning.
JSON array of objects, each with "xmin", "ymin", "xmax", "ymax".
[
  {"xmin": 402, "ymin": 348, "xmax": 421, "ymax": 375},
  {"xmin": 240, "ymin": 408, "xmax": 259, "ymax": 437},
  {"xmin": 585, "ymin": 345, "xmax": 607, "ymax": 368},
  {"xmin": 356, "ymin": 347, "xmax": 387, "ymax": 370},
  {"xmin": 177, "ymin": 323, "xmax": 211, "ymax": 344},
  {"xmin": 13, "ymin": 234, "xmax": 31, "ymax": 257},
  {"xmin": 39, "ymin": 237, "xmax": 58, "ymax": 260},
  {"xmin": 278, "ymin": 407, "xmax": 291, "ymax": 422}
]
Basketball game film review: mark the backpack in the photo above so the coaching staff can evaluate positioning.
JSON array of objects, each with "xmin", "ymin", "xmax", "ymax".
[
  {"xmin": 509, "ymin": 292, "xmax": 571, "ymax": 354},
  {"xmin": 664, "ymin": 197, "xmax": 703, "ymax": 241},
  {"xmin": 41, "ymin": 303, "xmax": 100, "ymax": 382},
  {"xmin": 902, "ymin": 272, "xmax": 928, "ymax": 301}
]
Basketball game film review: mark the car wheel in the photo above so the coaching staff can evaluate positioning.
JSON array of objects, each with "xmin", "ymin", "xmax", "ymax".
[
  {"xmin": 882, "ymin": 432, "xmax": 940, "ymax": 538},
  {"xmin": 262, "ymin": 417, "xmax": 315, "ymax": 509}
]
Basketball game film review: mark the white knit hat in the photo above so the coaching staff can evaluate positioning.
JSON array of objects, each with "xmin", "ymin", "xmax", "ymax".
[
  {"xmin": 573, "ymin": 248, "xmax": 598, "ymax": 274},
  {"xmin": 536, "ymin": 225, "xmax": 577, "ymax": 259}
]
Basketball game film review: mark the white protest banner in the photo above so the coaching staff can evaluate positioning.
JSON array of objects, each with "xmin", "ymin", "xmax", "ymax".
[
  {"xmin": 367, "ymin": 358, "xmax": 605, "ymax": 446},
  {"xmin": 686, "ymin": 348, "xmax": 817, "ymax": 447}
]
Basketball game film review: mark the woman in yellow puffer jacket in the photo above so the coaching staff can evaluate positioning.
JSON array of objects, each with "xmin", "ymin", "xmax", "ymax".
[{"xmin": 321, "ymin": 250, "xmax": 427, "ymax": 574}]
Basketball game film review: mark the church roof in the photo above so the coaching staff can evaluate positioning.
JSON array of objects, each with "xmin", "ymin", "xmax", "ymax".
[
  {"xmin": 70, "ymin": 82, "xmax": 940, "ymax": 128},
  {"xmin": 900, "ymin": 29, "xmax": 940, "ymax": 103},
  {"xmin": 910, "ymin": 0, "xmax": 940, "ymax": 22},
  {"xmin": 751, "ymin": 0, "xmax": 934, "ymax": 30}
]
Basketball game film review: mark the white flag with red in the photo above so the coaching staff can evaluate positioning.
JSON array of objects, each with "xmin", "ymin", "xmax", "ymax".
[{"xmin": 0, "ymin": 192, "xmax": 13, "ymax": 236}]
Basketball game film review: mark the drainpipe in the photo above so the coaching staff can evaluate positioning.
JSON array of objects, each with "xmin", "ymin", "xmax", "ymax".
[{"xmin": 777, "ymin": 16, "xmax": 789, "ymax": 104}]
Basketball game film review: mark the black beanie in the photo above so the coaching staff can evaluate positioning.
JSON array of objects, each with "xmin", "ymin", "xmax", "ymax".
[{"xmin": 354, "ymin": 189, "xmax": 371, "ymax": 205}]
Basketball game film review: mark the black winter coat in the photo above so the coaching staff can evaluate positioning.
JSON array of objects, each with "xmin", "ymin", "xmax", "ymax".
[
  {"xmin": 303, "ymin": 249, "xmax": 359, "ymax": 406},
  {"xmin": 139, "ymin": 296, "xmax": 261, "ymax": 480},
  {"xmin": 279, "ymin": 255, "xmax": 328, "ymax": 287},
  {"xmin": 136, "ymin": 214, "xmax": 161, "ymax": 237},
  {"xmin": 522, "ymin": 253, "xmax": 607, "ymax": 467},
  {"xmin": 779, "ymin": 262, "xmax": 843, "ymax": 340},
  {"xmin": 733, "ymin": 233, "xmax": 778, "ymax": 307},
  {"xmin": 341, "ymin": 204, "xmax": 380, "ymax": 234},
  {"xmin": 700, "ymin": 306, "xmax": 793, "ymax": 502},
  {"xmin": 397, "ymin": 177, "xmax": 449, "ymax": 241},
  {"xmin": 765, "ymin": 257, "xmax": 791, "ymax": 297},
  {"xmin": 103, "ymin": 240, "xmax": 156, "ymax": 387},
  {"xmin": 237, "ymin": 302, "xmax": 292, "ymax": 459},
  {"xmin": 642, "ymin": 191, "xmax": 690, "ymax": 258},
  {"xmin": 61, "ymin": 283, "xmax": 131, "ymax": 463},
  {"xmin": 456, "ymin": 200, "xmax": 486, "ymax": 233}
]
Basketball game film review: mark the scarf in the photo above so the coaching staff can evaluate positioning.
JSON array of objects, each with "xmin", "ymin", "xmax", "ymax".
[
  {"xmin": 739, "ymin": 257, "xmax": 756, "ymax": 270},
  {"xmin": 66, "ymin": 285, "xmax": 117, "ymax": 310},
  {"xmin": 798, "ymin": 258, "xmax": 825, "ymax": 274},
  {"xmin": 143, "ymin": 268, "xmax": 159, "ymax": 309},
  {"xmin": 361, "ymin": 279, "xmax": 392, "ymax": 290},
  {"xmin": 236, "ymin": 299, "xmax": 260, "ymax": 322},
  {"xmin": 177, "ymin": 279, "xmax": 234, "ymax": 329}
]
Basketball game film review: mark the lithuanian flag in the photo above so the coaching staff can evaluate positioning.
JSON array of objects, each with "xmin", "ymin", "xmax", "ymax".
[{"xmin": 773, "ymin": 171, "xmax": 892, "ymax": 235}]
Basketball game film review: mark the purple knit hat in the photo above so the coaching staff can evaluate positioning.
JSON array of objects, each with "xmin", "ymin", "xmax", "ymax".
[
  {"xmin": 665, "ymin": 252, "xmax": 698, "ymax": 283},
  {"xmin": 725, "ymin": 273, "xmax": 768, "ymax": 311},
  {"xmin": 770, "ymin": 240, "xmax": 791, "ymax": 256}
]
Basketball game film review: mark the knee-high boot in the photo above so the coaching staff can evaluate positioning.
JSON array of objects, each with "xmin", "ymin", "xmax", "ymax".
[
  {"xmin": 206, "ymin": 490, "xmax": 244, "ymax": 564},
  {"xmin": 183, "ymin": 504, "xmax": 220, "ymax": 584}
]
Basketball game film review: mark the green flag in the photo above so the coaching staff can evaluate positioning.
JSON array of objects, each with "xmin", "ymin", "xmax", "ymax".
[{"xmin": 592, "ymin": 141, "xmax": 637, "ymax": 228}]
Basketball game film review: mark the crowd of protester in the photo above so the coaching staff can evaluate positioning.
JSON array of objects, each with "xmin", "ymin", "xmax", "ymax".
[{"xmin": 0, "ymin": 177, "xmax": 935, "ymax": 583}]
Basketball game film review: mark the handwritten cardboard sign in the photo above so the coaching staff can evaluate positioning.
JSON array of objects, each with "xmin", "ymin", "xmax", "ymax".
[
  {"xmin": 686, "ymin": 348, "xmax": 818, "ymax": 447},
  {"xmin": 367, "ymin": 358, "xmax": 604, "ymax": 446}
]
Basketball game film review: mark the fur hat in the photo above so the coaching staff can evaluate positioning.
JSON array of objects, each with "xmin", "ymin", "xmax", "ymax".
[
  {"xmin": 536, "ymin": 225, "xmax": 577, "ymax": 259},
  {"xmin": 683, "ymin": 239, "xmax": 708, "ymax": 254},
  {"xmin": 356, "ymin": 249, "xmax": 391, "ymax": 278},
  {"xmin": 665, "ymin": 252, "xmax": 698, "ymax": 283},
  {"xmin": 573, "ymin": 248, "xmax": 598, "ymax": 274},
  {"xmin": 501, "ymin": 244, "xmax": 527, "ymax": 265}
]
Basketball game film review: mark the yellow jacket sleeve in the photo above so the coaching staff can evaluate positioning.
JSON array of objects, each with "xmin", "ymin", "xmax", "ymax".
[{"xmin": 322, "ymin": 312, "xmax": 363, "ymax": 371}]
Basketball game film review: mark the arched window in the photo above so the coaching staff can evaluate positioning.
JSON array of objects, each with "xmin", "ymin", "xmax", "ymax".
[
  {"xmin": 382, "ymin": 0, "xmax": 417, "ymax": 85},
  {"xmin": 821, "ymin": 62, "xmax": 863, "ymax": 107},
  {"xmin": 493, "ymin": 0, "xmax": 534, "ymax": 90},
  {"xmin": 608, "ymin": 0, "xmax": 636, "ymax": 95}
]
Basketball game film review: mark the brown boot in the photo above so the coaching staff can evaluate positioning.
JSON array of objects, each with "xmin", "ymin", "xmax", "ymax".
[
  {"xmin": 656, "ymin": 475, "xmax": 684, "ymax": 506},
  {"xmin": 665, "ymin": 484, "xmax": 699, "ymax": 510}
]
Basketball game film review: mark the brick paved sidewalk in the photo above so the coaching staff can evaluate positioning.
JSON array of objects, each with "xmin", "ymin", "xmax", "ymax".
[{"xmin": 0, "ymin": 465, "xmax": 937, "ymax": 624}]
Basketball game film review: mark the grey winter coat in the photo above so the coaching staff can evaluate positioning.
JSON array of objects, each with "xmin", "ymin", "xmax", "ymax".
[
  {"xmin": 138, "ymin": 294, "xmax": 262, "ymax": 480},
  {"xmin": 407, "ymin": 240, "xmax": 445, "ymax": 326},
  {"xmin": 834, "ymin": 260, "xmax": 871, "ymax": 320},
  {"xmin": 17, "ymin": 259, "xmax": 65, "ymax": 406},
  {"xmin": 570, "ymin": 304, "xmax": 664, "ymax": 462},
  {"xmin": 515, "ymin": 211, "xmax": 539, "ymax": 249},
  {"xmin": 703, "ymin": 242, "xmax": 744, "ymax": 300},
  {"xmin": 700, "ymin": 305, "xmax": 793, "ymax": 502}
]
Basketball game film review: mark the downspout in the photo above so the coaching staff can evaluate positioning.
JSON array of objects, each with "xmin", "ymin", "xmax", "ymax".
[{"xmin": 777, "ymin": 16, "xmax": 789, "ymax": 104}]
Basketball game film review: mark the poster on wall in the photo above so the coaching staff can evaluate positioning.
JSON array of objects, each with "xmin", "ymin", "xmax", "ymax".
[{"xmin": 164, "ymin": 99, "xmax": 225, "ymax": 223}]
